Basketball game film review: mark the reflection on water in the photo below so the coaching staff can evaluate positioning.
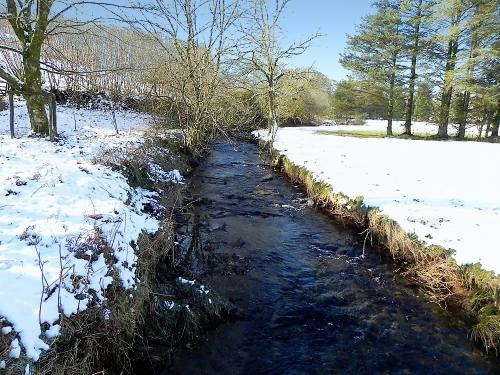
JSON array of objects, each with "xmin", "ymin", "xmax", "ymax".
[{"xmin": 166, "ymin": 141, "xmax": 499, "ymax": 375}]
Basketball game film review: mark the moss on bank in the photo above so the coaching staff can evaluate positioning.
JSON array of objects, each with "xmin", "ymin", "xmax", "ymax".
[{"xmin": 263, "ymin": 140, "xmax": 500, "ymax": 355}]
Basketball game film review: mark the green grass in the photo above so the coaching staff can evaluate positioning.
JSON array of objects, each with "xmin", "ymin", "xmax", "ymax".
[
  {"xmin": 317, "ymin": 130, "xmax": 433, "ymax": 139},
  {"xmin": 316, "ymin": 130, "xmax": 492, "ymax": 142}
]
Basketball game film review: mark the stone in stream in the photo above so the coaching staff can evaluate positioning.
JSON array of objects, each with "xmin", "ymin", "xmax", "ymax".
[{"xmin": 260, "ymin": 174, "xmax": 274, "ymax": 182}]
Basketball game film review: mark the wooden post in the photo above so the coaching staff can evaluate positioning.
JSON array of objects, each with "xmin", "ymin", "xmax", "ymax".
[
  {"xmin": 48, "ymin": 95, "xmax": 54, "ymax": 141},
  {"xmin": 8, "ymin": 92, "xmax": 14, "ymax": 139},
  {"xmin": 51, "ymin": 93, "xmax": 57, "ymax": 138},
  {"xmin": 112, "ymin": 109, "xmax": 118, "ymax": 135}
]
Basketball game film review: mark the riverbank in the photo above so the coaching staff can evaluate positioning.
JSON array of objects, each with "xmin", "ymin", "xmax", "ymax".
[
  {"xmin": 255, "ymin": 127, "xmax": 500, "ymax": 354},
  {"xmin": 0, "ymin": 98, "xmax": 231, "ymax": 374}
]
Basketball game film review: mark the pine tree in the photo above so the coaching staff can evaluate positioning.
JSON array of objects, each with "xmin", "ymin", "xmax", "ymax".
[
  {"xmin": 340, "ymin": 0, "xmax": 404, "ymax": 135},
  {"xmin": 435, "ymin": 0, "xmax": 471, "ymax": 138},
  {"xmin": 400, "ymin": 0, "xmax": 435, "ymax": 135},
  {"xmin": 455, "ymin": 0, "xmax": 498, "ymax": 139},
  {"xmin": 414, "ymin": 82, "xmax": 434, "ymax": 121}
]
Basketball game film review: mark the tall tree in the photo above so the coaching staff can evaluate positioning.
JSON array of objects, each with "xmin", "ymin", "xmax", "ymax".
[
  {"xmin": 435, "ymin": 0, "xmax": 469, "ymax": 138},
  {"xmin": 238, "ymin": 0, "xmax": 319, "ymax": 145},
  {"xmin": 455, "ymin": 0, "xmax": 498, "ymax": 139},
  {"xmin": 0, "ymin": 0, "xmax": 54, "ymax": 134},
  {"xmin": 341, "ymin": 0, "xmax": 404, "ymax": 136},
  {"xmin": 400, "ymin": 0, "xmax": 434, "ymax": 135},
  {"xmin": 0, "ymin": 1, "xmax": 135, "ymax": 135},
  {"xmin": 480, "ymin": 40, "xmax": 499, "ymax": 138}
]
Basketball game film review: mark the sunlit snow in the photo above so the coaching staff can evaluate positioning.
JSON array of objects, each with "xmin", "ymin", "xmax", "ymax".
[
  {"xmin": 0, "ymin": 99, "xmax": 180, "ymax": 361},
  {"xmin": 256, "ymin": 125, "xmax": 500, "ymax": 275}
]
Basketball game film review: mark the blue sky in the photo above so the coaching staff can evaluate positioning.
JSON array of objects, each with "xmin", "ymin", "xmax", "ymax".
[
  {"xmin": 66, "ymin": 0, "xmax": 374, "ymax": 82},
  {"xmin": 279, "ymin": 0, "xmax": 373, "ymax": 81}
]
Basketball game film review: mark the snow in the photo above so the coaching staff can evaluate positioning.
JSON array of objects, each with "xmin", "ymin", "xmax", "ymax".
[
  {"xmin": 149, "ymin": 163, "xmax": 184, "ymax": 184},
  {"xmin": 0, "ymin": 99, "xmax": 180, "ymax": 362},
  {"xmin": 256, "ymin": 126, "xmax": 500, "ymax": 275},
  {"xmin": 43, "ymin": 324, "xmax": 60, "ymax": 339},
  {"xmin": 178, "ymin": 277, "xmax": 196, "ymax": 286},
  {"xmin": 9, "ymin": 339, "xmax": 21, "ymax": 358}
]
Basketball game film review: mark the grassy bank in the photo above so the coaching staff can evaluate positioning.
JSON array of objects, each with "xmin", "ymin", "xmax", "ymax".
[{"xmin": 262, "ymin": 140, "xmax": 499, "ymax": 355}]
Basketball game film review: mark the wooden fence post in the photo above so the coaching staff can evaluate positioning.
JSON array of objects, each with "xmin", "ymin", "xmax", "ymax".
[
  {"xmin": 48, "ymin": 95, "xmax": 54, "ymax": 142},
  {"xmin": 51, "ymin": 94, "xmax": 57, "ymax": 138},
  {"xmin": 8, "ymin": 92, "xmax": 14, "ymax": 138}
]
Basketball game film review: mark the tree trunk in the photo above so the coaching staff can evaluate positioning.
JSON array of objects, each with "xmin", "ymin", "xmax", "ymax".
[
  {"xmin": 478, "ymin": 120, "xmax": 484, "ymax": 139},
  {"xmin": 387, "ymin": 112, "xmax": 393, "ymax": 137},
  {"xmin": 268, "ymin": 86, "xmax": 279, "ymax": 144},
  {"xmin": 457, "ymin": 26, "xmax": 478, "ymax": 140},
  {"xmin": 491, "ymin": 101, "xmax": 499, "ymax": 137},
  {"xmin": 437, "ymin": 9, "xmax": 461, "ymax": 139},
  {"xmin": 491, "ymin": 123, "xmax": 499, "ymax": 137},
  {"xmin": 387, "ymin": 68, "xmax": 396, "ymax": 137},
  {"xmin": 24, "ymin": 94, "xmax": 49, "ymax": 134},
  {"xmin": 457, "ymin": 90, "xmax": 470, "ymax": 139},
  {"xmin": 403, "ymin": 0, "xmax": 422, "ymax": 135},
  {"xmin": 23, "ymin": 48, "xmax": 49, "ymax": 135}
]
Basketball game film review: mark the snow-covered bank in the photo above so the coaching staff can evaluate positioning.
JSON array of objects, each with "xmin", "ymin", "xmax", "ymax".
[
  {"xmin": 0, "ymin": 100, "xmax": 178, "ymax": 362},
  {"xmin": 256, "ymin": 126, "xmax": 500, "ymax": 275}
]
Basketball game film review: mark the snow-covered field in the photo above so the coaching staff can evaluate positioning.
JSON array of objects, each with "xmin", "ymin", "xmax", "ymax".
[
  {"xmin": 256, "ymin": 126, "xmax": 500, "ymax": 275},
  {"xmin": 327, "ymin": 119, "xmax": 481, "ymax": 137},
  {"xmin": 0, "ymin": 99, "xmax": 176, "ymax": 362}
]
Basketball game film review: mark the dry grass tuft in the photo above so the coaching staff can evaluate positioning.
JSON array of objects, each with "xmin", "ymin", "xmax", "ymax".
[
  {"xmin": 37, "ymin": 221, "xmax": 176, "ymax": 375},
  {"xmin": 406, "ymin": 256, "xmax": 467, "ymax": 306},
  {"xmin": 461, "ymin": 263, "xmax": 500, "ymax": 305},
  {"xmin": 471, "ymin": 315, "xmax": 500, "ymax": 355},
  {"xmin": 0, "ymin": 328, "xmax": 10, "ymax": 359}
]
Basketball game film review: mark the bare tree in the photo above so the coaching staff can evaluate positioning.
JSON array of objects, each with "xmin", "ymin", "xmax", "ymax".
[
  {"xmin": 0, "ymin": 0, "xmax": 56, "ymax": 134},
  {"xmin": 133, "ymin": 0, "xmax": 241, "ymax": 152},
  {"xmin": 237, "ymin": 0, "xmax": 319, "ymax": 145},
  {"xmin": 0, "ymin": 1, "xmax": 143, "ymax": 135}
]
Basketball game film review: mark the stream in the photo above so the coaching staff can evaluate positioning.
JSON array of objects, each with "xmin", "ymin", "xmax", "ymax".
[{"xmin": 166, "ymin": 140, "xmax": 499, "ymax": 374}]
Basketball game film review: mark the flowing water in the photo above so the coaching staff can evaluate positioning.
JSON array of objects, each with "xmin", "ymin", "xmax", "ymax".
[{"xmin": 166, "ymin": 140, "xmax": 498, "ymax": 375}]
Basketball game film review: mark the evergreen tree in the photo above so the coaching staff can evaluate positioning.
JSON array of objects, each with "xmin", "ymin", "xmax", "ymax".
[
  {"xmin": 435, "ymin": 0, "xmax": 470, "ymax": 138},
  {"xmin": 340, "ymin": 0, "xmax": 404, "ymax": 135},
  {"xmin": 400, "ymin": 0, "xmax": 435, "ymax": 134},
  {"xmin": 454, "ymin": 0, "xmax": 499, "ymax": 139},
  {"xmin": 414, "ymin": 82, "xmax": 435, "ymax": 121},
  {"xmin": 331, "ymin": 79, "xmax": 390, "ymax": 124}
]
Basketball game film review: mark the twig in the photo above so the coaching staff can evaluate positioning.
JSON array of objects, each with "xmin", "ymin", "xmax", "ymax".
[
  {"xmin": 57, "ymin": 244, "xmax": 63, "ymax": 316},
  {"xmin": 360, "ymin": 228, "xmax": 372, "ymax": 258},
  {"xmin": 34, "ymin": 244, "xmax": 46, "ymax": 327}
]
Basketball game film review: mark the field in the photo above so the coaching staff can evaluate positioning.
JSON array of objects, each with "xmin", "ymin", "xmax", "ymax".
[{"xmin": 256, "ymin": 125, "xmax": 500, "ymax": 275}]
